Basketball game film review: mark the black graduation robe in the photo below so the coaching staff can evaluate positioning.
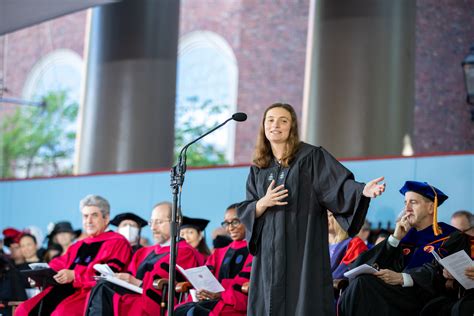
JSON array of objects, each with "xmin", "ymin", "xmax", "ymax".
[
  {"xmin": 417, "ymin": 232, "xmax": 474, "ymax": 316},
  {"xmin": 338, "ymin": 222, "xmax": 460, "ymax": 316},
  {"xmin": 237, "ymin": 143, "xmax": 370, "ymax": 316}
]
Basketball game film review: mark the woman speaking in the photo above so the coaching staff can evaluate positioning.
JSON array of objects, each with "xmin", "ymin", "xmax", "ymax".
[{"xmin": 237, "ymin": 103, "xmax": 385, "ymax": 315}]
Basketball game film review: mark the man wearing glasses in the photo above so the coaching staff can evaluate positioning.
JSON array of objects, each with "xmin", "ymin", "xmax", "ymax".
[
  {"xmin": 175, "ymin": 203, "xmax": 253, "ymax": 315},
  {"xmin": 85, "ymin": 201, "xmax": 200, "ymax": 315},
  {"xmin": 16, "ymin": 195, "xmax": 132, "ymax": 316}
]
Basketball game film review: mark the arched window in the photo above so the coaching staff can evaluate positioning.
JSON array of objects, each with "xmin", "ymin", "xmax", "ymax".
[
  {"xmin": 22, "ymin": 49, "xmax": 83, "ymax": 103},
  {"xmin": 177, "ymin": 31, "xmax": 238, "ymax": 164},
  {"xmin": 17, "ymin": 49, "xmax": 84, "ymax": 176}
]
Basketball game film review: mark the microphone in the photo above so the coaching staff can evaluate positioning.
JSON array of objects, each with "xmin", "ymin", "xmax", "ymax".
[
  {"xmin": 232, "ymin": 112, "xmax": 247, "ymax": 122},
  {"xmin": 176, "ymin": 112, "xmax": 247, "ymax": 172}
]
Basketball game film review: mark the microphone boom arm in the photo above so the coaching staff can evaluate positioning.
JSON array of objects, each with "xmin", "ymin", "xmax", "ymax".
[
  {"xmin": 167, "ymin": 113, "xmax": 243, "ymax": 316},
  {"xmin": 177, "ymin": 117, "xmax": 233, "ymax": 174}
]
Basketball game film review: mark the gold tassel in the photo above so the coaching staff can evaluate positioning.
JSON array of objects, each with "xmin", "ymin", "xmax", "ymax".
[
  {"xmin": 432, "ymin": 195, "xmax": 441, "ymax": 236},
  {"xmin": 429, "ymin": 185, "xmax": 442, "ymax": 236}
]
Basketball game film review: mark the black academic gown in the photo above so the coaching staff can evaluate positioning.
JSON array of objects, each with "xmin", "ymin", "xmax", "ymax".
[
  {"xmin": 417, "ymin": 231, "xmax": 474, "ymax": 316},
  {"xmin": 338, "ymin": 223, "xmax": 461, "ymax": 316},
  {"xmin": 237, "ymin": 143, "xmax": 370, "ymax": 316}
]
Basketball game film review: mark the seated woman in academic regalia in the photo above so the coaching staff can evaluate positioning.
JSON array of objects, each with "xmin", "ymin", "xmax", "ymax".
[
  {"xmin": 180, "ymin": 216, "xmax": 211, "ymax": 265},
  {"xmin": 16, "ymin": 233, "xmax": 45, "ymax": 297},
  {"xmin": 46, "ymin": 221, "xmax": 82, "ymax": 256},
  {"xmin": 175, "ymin": 203, "xmax": 253, "ymax": 316},
  {"xmin": 328, "ymin": 211, "xmax": 368, "ymax": 279},
  {"xmin": 16, "ymin": 233, "xmax": 42, "ymax": 270}
]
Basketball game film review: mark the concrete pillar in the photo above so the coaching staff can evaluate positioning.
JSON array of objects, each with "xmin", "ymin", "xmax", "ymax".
[
  {"xmin": 76, "ymin": 0, "xmax": 179, "ymax": 173},
  {"xmin": 302, "ymin": 0, "xmax": 415, "ymax": 158}
]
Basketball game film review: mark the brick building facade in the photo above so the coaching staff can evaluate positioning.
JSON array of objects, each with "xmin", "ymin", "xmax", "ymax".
[
  {"xmin": 0, "ymin": 0, "xmax": 472, "ymax": 174},
  {"xmin": 414, "ymin": 0, "xmax": 474, "ymax": 153}
]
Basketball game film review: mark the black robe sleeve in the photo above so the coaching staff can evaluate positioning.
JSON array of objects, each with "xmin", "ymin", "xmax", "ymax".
[
  {"xmin": 409, "ymin": 231, "xmax": 471, "ymax": 295},
  {"xmin": 312, "ymin": 147, "xmax": 371, "ymax": 236},
  {"xmin": 237, "ymin": 166, "xmax": 264, "ymax": 255},
  {"xmin": 348, "ymin": 238, "xmax": 407, "ymax": 271}
]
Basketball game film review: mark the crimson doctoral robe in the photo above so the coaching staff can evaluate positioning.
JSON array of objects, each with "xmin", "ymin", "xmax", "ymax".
[
  {"xmin": 86, "ymin": 239, "xmax": 199, "ymax": 316},
  {"xmin": 175, "ymin": 239, "xmax": 253, "ymax": 315},
  {"xmin": 15, "ymin": 231, "xmax": 131, "ymax": 316}
]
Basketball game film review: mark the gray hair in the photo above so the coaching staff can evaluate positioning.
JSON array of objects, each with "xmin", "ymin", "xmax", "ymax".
[
  {"xmin": 452, "ymin": 210, "xmax": 474, "ymax": 227},
  {"xmin": 80, "ymin": 195, "xmax": 110, "ymax": 218}
]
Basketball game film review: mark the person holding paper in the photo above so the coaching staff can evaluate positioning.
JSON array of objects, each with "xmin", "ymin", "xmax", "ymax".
[
  {"xmin": 15, "ymin": 195, "xmax": 132, "ymax": 316},
  {"xmin": 339, "ymin": 181, "xmax": 458, "ymax": 316},
  {"xmin": 416, "ymin": 230, "xmax": 474, "ymax": 316},
  {"xmin": 237, "ymin": 103, "xmax": 385, "ymax": 316},
  {"xmin": 85, "ymin": 201, "xmax": 200, "ymax": 316},
  {"xmin": 175, "ymin": 203, "xmax": 253, "ymax": 315}
]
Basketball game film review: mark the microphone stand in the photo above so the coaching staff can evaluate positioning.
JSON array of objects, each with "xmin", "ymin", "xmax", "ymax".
[{"xmin": 167, "ymin": 117, "xmax": 234, "ymax": 315}]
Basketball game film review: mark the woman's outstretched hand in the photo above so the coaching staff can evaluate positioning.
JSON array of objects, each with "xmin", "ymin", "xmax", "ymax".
[
  {"xmin": 256, "ymin": 180, "xmax": 288, "ymax": 218},
  {"xmin": 363, "ymin": 176, "xmax": 386, "ymax": 198}
]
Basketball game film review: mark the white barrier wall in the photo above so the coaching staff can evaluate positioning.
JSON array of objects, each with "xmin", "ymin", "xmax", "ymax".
[{"xmin": 1, "ymin": 153, "xmax": 472, "ymax": 243}]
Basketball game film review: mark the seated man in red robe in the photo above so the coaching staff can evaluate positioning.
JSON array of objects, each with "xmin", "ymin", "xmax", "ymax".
[
  {"xmin": 85, "ymin": 201, "xmax": 200, "ymax": 316},
  {"xmin": 175, "ymin": 203, "xmax": 253, "ymax": 315},
  {"xmin": 15, "ymin": 194, "xmax": 132, "ymax": 316}
]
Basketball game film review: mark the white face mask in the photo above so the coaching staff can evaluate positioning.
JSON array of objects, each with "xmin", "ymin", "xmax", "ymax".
[{"xmin": 118, "ymin": 225, "xmax": 140, "ymax": 244}]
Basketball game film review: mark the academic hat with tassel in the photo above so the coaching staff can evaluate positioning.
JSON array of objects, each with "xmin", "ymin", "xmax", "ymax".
[{"xmin": 399, "ymin": 181, "xmax": 449, "ymax": 236}]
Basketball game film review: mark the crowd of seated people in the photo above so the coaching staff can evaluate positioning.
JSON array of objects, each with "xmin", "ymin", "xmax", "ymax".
[
  {"xmin": 1, "ymin": 181, "xmax": 472, "ymax": 316},
  {"xmin": 0, "ymin": 196, "xmax": 250, "ymax": 316}
]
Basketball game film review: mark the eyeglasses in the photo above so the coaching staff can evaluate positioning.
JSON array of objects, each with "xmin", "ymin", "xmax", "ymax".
[
  {"xmin": 221, "ymin": 219, "xmax": 241, "ymax": 229},
  {"xmin": 148, "ymin": 219, "xmax": 171, "ymax": 226}
]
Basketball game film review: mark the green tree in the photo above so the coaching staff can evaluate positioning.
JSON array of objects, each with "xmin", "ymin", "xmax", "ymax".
[
  {"xmin": 174, "ymin": 98, "xmax": 228, "ymax": 166},
  {"xmin": 0, "ymin": 91, "xmax": 78, "ymax": 178}
]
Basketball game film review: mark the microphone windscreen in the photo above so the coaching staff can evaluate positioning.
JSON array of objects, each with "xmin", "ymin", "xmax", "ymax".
[{"xmin": 232, "ymin": 112, "xmax": 247, "ymax": 122}]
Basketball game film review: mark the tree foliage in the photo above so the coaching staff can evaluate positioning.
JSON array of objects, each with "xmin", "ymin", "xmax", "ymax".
[
  {"xmin": 174, "ymin": 97, "xmax": 228, "ymax": 167},
  {"xmin": 0, "ymin": 92, "xmax": 228, "ymax": 177},
  {"xmin": 0, "ymin": 91, "xmax": 78, "ymax": 178}
]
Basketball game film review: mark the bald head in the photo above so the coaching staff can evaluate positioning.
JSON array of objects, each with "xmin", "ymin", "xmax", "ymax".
[
  {"xmin": 150, "ymin": 202, "xmax": 172, "ymax": 245},
  {"xmin": 451, "ymin": 210, "xmax": 473, "ymax": 233}
]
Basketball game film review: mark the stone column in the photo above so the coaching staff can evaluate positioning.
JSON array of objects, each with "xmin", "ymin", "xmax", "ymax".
[
  {"xmin": 76, "ymin": 0, "xmax": 180, "ymax": 173},
  {"xmin": 302, "ymin": 0, "xmax": 415, "ymax": 157}
]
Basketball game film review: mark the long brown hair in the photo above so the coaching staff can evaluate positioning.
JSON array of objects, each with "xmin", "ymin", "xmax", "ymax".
[
  {"xmin": 253, "ymin": 103, "xmax": 300, "ymax": 168},
  {"xmin": 196, "ymin": 237, "xmax": 211, "ymax": 256}
]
